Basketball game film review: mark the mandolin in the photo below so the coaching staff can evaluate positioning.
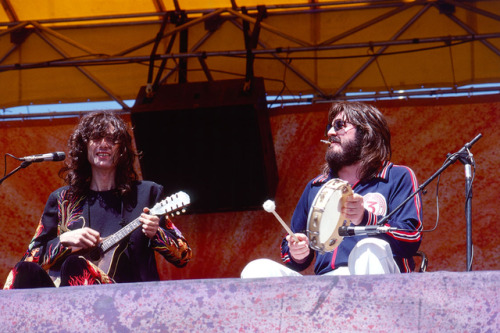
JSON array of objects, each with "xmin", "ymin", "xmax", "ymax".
[{"xmin": 50, "ymin": 191, "xmax": 190, "ymax": 284}]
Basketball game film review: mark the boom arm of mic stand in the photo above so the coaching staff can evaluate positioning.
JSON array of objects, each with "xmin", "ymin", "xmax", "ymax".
[
  {"xmin": 377, "ymin": 133, "xmax": 482, "ymax": 226},
  {"xmin": 0, "ymin": 161, "xmax": 32, "ymax": 185}
]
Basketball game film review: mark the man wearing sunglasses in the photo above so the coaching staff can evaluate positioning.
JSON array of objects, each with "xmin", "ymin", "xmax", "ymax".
[
  {"xmin": 4, "ymin": 111, "xmax": 192, "ymax": 288},
  {"xmin": 241, "ymin": 101, "xmax": 422, "ymax": 277}
]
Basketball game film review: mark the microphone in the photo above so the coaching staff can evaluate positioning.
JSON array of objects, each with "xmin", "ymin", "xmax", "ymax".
[
  {"xmin": 20, "ymin": 152, "xmax": 66, "ymax": 163},
  {"xmin": 339, "ymin": 225, "xmax": 398, "ymax": 236}
]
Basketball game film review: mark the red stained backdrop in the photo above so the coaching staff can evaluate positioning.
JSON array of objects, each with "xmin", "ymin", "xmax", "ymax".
[{"xmin": 0, "ymin": 96, "xmax": 498, "ymax": 282}]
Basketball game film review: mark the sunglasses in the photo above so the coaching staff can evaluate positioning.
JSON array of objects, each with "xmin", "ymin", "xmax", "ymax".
[
  {"xmin": 90, "ymin": 133, "xmax": 121, "ymax": 144},
  {"xmin": 325, "ymin": 119, "xmax": 353, "ymax": 135}
]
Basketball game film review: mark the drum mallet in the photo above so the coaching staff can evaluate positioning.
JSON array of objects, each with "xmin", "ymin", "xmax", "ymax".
[{"xmin": 263, "ymin": 200, "xmax": 299, "ymax": 243}]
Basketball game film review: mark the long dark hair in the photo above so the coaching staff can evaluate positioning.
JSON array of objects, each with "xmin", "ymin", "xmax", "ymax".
[
  {"xmin": 59, "ymin": 111, "xmax": 139, "ymax": 197},
  {"xmin": 324, "ymin": 101, "xmax": 392, "ymax": 181}
]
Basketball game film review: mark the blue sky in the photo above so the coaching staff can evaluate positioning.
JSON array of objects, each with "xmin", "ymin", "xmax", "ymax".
[{"xmin": 1, "ymin": 83, "xmax": 499, "ymax": 119}]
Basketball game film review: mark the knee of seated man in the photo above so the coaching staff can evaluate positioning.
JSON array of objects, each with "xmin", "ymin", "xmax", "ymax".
[
  {"xmin": 352, "ymin": 237, "xmax": 394, "ymax": 258},
  {"xmin": 349, "ymin": 237, "xmax": 399, "ymax": 275},
  {"xmin": 241, "ymin": 258, "xmax": 277, "ymax": 278},
  {"xmin": 241, "ymin": 258, "xmax": 301, "ymax": 278}
]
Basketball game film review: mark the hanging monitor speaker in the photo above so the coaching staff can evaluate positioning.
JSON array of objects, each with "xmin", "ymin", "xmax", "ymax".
[{"xmin": 130, "ymin": 78, "xmax": 278, "ymax": 214}]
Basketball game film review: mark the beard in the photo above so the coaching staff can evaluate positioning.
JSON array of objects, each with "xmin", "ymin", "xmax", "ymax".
[{"xmin": 325, "ymin": 133, "xmax": 362, "ymax": 174}]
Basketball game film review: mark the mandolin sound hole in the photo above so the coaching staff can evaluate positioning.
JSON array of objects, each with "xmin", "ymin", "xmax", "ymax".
[{"xmin": 88, "ymin": 247, "xmax": 104, "ymax": 262}]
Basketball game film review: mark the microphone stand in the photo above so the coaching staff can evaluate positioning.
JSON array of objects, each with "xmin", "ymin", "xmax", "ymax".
[
  {"xmin": 376, "ymin": 133, "xmax": 482, "ymax": 272},
  {"xmin": 0, "ymin": 161, "xmax": 32, "ymax": 185},
  {"xmin": 457, "ymin": 148, "xmax": 475, "ymax": 272}
]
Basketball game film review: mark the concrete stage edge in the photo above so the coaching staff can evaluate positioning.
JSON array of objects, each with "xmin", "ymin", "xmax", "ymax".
[{"xmin": 0, "ymin": 271, "xmax": 498, "ymax": 332}]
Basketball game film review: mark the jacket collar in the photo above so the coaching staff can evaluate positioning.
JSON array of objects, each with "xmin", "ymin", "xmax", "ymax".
[{"xmin": 312, "ymin": 161, "xmax": 392, "ymax": 185}]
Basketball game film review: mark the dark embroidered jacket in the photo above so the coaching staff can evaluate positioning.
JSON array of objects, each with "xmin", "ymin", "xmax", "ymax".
[{"xmin": 16, "ymin": 181, "xmax": 192, "ymax": 284}]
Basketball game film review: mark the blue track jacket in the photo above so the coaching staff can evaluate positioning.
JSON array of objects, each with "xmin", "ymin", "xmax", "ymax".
[{"xmin": 281, "ymin": 162, "xmax": 423, "ymax": 274}]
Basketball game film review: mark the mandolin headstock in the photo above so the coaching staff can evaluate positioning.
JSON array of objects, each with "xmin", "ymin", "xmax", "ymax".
[{"xmin": 150, "ymin": 191, "xmax": 190, "ymax": 217}]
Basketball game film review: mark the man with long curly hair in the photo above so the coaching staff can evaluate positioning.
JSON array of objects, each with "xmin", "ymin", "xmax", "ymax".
[
  {"xmin": 242, "ymin": 101, "xmax": 422, "ymax": 277},
  {"xmin": 4, "ymin": 111, "xmax": 192, "ymax": 288}
]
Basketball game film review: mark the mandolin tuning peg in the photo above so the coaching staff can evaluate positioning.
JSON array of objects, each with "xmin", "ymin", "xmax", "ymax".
[
  {"xmin": 181, "ymin": 209, "xmax": 186, "ymax": 213},
  {"xmin": 176, "ymin": 211, "xmax": 180, "ymax": 215}
]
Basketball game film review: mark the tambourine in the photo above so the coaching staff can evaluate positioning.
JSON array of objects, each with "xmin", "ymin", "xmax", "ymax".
[{"xmin": 307, "ymin": 178, "xmax": 353, "ymax": 253}]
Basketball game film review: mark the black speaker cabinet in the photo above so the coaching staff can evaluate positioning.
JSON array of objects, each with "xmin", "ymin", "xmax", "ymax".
[{"xmin": 130, "ymin": 78, "xmax": 278, "ymax": 214}]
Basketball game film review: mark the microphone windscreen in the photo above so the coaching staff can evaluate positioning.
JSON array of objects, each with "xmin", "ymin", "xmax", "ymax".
[{"xmin": 53, "ymin": 152, "xmax": 66, "ymax": 161}]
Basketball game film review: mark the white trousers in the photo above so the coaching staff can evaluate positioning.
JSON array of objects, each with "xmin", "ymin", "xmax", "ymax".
[{"xmin": 240, "ymin": 238, "xmax": 400, "ymax": 278}]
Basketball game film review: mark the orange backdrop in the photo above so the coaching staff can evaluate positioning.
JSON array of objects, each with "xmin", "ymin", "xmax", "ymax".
[{"xmin": 0, "ymin": 96, "xmax": 498, "ymax": 282}]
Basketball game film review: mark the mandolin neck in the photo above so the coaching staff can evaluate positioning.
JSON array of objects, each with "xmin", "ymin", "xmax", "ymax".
[{"xmin": 101, "ymin": 217, "xmax": 142, "ymax": 252}]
